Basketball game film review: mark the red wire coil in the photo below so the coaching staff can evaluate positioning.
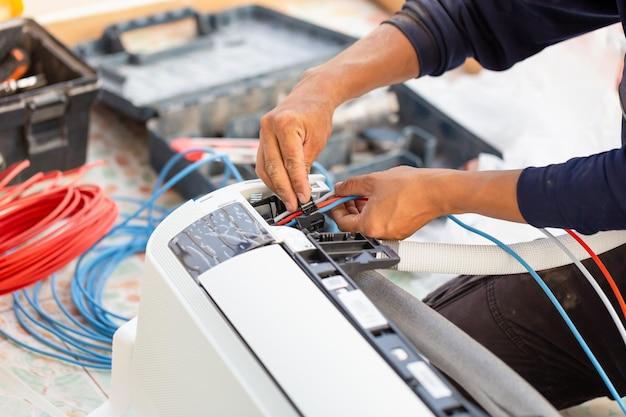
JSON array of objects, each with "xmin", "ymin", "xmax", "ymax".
[{"xmin": 0, "ymin": 161, "xmax": 118, "ymax": 295}]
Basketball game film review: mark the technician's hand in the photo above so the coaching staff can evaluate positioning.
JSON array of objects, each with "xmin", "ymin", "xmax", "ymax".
[
  {"xmin": 331, "ymin": 166, "xmax": 525, "ymax": 240},
  {"xmin": 256, "ymin": 71, "xmax": 337, "ymax": 212},
  {"xmin": 330, "ymin": 166, "xmax": 449, "ymax": 240},
  {"xmin": 256, "ymin": 23, "xmax": 423, "ymax": 212}
]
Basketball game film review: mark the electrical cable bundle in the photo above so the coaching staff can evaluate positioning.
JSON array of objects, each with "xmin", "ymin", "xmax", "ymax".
[
  {"xmin": 274, "ymin": 194, "xmax": 365, "ymax": 227},
  {"xmin": 1, "ymin": 148, "xmax": 243, "ymax": 369},
  {"xmin": 0, "ymin": 160, "xmax": 118, "ymax": 295}
]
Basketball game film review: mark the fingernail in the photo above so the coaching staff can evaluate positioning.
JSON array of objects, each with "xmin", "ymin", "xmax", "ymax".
[
  {"xmin": 296, "ymin": 193, "xmax": 307, "ymax": 204},
  {"xmin": 335, "ymin": 181, "xmax": 343, "ymax": 188}
]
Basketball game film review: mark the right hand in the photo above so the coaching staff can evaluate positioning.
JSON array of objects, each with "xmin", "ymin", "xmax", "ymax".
[
  {"xmin": 331, "ymin": 166, "xmax": 449, "ymax": 240},
  {"xmin": 256, "ymin": 70, "xmax": 337, "ymax": 211}
]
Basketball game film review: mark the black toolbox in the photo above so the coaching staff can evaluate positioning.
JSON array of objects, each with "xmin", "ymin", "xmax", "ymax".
[
  {"xmin": 77, "ymin": 5, "xmax": 501, "ymax": 199},
  {"xmin": 0, "ymin": 18, "xmax": 99, "ymax": 179}
]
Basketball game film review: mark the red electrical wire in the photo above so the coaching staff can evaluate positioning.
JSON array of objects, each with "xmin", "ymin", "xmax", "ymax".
[
  {"xmin": 0, "ymin": 161, "xmax": 118, "ymax": 295},
  {"xmin": 0, "ymin": 160, "xmax": 29, "ymax": 189},
  {"xmin": 275, "ymin": 196, "xmax": 367, "ymax": 226},
  {"xmin": 276, "ymin": 197, "xmax": 341, "ymax": 225},
  {"xmin": 565, "ymin": 228, "xmax": 626, "ymax": 321}
]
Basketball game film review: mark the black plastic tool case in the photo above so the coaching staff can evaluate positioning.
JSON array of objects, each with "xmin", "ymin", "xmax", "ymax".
[
  {"xmin": 0, "ymin": 18, "xmax": 99, "ymax": 180},
  {"xmin": 77, "ymin": 5, "xmax": 501, "ymax": 199}
]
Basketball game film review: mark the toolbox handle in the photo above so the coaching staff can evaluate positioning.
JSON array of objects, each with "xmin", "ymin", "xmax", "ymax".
[
  {"xmin": 24, "ymin": 90, "xmax": 68, "ymax": 156},
  {"xmin": 102, "ymin": 7, "xmax": 210, "ymax": 54}
]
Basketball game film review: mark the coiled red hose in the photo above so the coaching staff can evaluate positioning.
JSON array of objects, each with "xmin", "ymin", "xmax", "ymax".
[{"xmin": 0, "ymin": 161, "xmax": 118, "ymax": 294}]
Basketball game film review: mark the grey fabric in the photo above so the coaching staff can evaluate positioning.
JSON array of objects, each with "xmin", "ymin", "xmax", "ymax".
[{"xmin": 354, "ymin": 271, "xmax": 560, "ymax": 417}]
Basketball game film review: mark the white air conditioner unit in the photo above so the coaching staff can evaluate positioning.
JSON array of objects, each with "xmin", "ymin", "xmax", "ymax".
[{"xmin": 88, "ymin": 176, "xmax": 558, "ymax": 417}]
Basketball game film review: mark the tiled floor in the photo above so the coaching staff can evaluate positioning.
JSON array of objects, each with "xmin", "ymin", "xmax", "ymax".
[{"xmin": 0, "ymin": 0, "xmax": 623, "ymax": 415}]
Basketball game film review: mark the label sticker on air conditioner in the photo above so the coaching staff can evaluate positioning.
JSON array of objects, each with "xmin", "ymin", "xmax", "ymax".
[
  {"xmin": 337, "ymin": 290, "xmax": 387, "ymax": 331},
  {"xmin": 407, "ymin": 361, "xmax": 452, "ymax": 399}
]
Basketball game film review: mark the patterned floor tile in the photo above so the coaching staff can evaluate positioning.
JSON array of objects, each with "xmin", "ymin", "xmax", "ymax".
[{"xmin": 0, "ymin": 311, "xmax": 107, "ymax": 416}]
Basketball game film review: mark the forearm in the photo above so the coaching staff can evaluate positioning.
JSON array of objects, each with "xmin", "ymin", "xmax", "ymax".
[
  {"xmin": 436, "ymin": 170, "xmax": 525, "ymax": 223},
  {"xmin": 431, "ymin": 148, "xmax": 626, "ymax": 234},
  {"xmin": 293, "ymin": 24, "xmax": 420, "ymax": 108}
]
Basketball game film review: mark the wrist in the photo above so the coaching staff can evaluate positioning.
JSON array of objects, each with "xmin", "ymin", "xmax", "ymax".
[
  {"xmin": 401, "ymin": 168, "xmax": 465, "ymax": 218},
  {"xmin": 429, "ymin": 169, "xmax": 469, "ymax": 216},
  {"xmin": 294, "ymin": 64, "xmax": 355, "ymax": 109}
]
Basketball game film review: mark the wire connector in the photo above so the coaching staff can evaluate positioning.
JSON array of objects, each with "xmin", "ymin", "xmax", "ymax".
[
  {"xmin": 294, "ymin": 199, "xmax": 324, "ymax": 232},
  {"xmin": 299, "ymin": 199, "xmax": 318, "ymax": 216}
]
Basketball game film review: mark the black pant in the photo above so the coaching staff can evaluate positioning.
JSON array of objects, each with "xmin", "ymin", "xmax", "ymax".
[{"xmin": 424, "ymin": 244, "xmax": 626, "ymax": 410}]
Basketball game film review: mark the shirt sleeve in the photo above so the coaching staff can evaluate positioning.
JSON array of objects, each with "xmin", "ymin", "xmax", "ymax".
[
  {"xmin": 386, "ymin": 0, "xmax": 619, "ymax": 76},
  {"xmin": 516, "ymin": 146, "xmax": 626, "ymax": 234}
]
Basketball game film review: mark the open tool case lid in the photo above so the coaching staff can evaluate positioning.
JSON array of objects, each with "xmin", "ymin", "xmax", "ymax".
[{"xmin": 75, "ymin": 6, "xmax": 354, "ymax": 121}]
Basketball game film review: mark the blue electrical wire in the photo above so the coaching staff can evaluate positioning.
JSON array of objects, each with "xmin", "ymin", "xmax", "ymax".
[
  {"xmin": 148, "ymin": 147, "xmax": 243, "ymax": 228},
  {"xmin": 0, "ymin": 327, "xmax": 111, "ymax": 370},
  {"xmin": 284, "ymin": 195, "xmax": 361, "ymax": 227},
  {"xmin": 5, "ymin": 148, "xmax": 243, "ymax": 369},
  {"xmin": 21, "ymin": 289, "xmax": 111, "ymax": 354},
  {"xmin": 35, "ymin": 279, "xmax": 111, "ymax": 344},
  {"xmin": 319, "ymin": 196, "xmax": 361, "ymax": 213},
  {"xmin": 11, "ymin": 294, "xmax": 110, "ymax": 366},
  {"xmin": 447, "ymin": 215, "xmax": 626, "ymax": 414}
]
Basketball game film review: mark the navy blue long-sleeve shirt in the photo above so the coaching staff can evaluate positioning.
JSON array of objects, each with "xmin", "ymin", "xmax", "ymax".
[{"xmin": 387, "ymin": 0, "xmax": 626, "ymax": 234}]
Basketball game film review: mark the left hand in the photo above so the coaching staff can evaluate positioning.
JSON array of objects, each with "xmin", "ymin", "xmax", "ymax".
[{"xmin": 331, "ymin": 166, "xmax": 450, "ymax": 240}]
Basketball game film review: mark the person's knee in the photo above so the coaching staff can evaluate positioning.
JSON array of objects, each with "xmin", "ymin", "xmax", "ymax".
[{"xmin": 425, "ymin": 267, "xmax": 626, "ymax": 409}]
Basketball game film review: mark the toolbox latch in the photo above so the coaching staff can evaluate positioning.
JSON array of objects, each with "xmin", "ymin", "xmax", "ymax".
[{"xmin": 24, "ymin": 91, "xmax": 68, "ymax": 155}]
